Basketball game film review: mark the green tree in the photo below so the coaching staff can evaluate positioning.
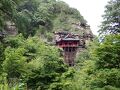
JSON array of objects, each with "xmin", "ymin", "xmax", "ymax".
[
  {"xmin": 3, "ymin": 47, "xmax": 26, "ymax": 78},
  {"xmin": 95, "ymin": 35, "xmax": 120, "ymax": 69},
  {"xmin": 88, "ymin": 35, "xmax": 120, "ymax": 89},
  {"xmin": 0, "ymin": 0, "xmax": 24, "ymax": 31},
  {"xmin": 99, "ymin": 0, "xmax": 120, "ymax": 35},
  {"xmin": 24, "ymin": 38, "xmax": 69, "ymax": 90},
  {"xmin": 16, "ymin": 0, "xmax": 41, "ymax": 37},
  {"xmin": 2, "ymin": 35, "xmax": 26, "ymax": 78}
]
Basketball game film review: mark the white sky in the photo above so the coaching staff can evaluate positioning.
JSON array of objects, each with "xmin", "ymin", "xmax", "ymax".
[{"xmin": 61, "ymin": 0, "xmax": 110, "ymax": 35}]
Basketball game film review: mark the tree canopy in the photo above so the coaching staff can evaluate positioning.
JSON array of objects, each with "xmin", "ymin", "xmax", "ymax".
[{"xmin": 99, "ymin": 0, "xmax": 120, "ymax": 35}]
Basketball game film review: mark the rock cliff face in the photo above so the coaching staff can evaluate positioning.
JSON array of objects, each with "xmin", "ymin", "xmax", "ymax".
[
  {"xmin": 52, "ymin": 16, "xmax": 94, "ymax": 46},
  {"xmin": 52, "ymin": 13, "xmax": 93, "ymax": 36},
  {"xmin": 51, "ymin": 2, "xmax": 93, "ymax": 42},
  {"xmin": 4, "ymin": 21, "xmax": 17, "ymax": 36}
]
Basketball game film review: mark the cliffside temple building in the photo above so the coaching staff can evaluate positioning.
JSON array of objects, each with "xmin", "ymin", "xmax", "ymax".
[{"xmin": 54, "ymin": 31, "xmax": 93, "ymax": 66}]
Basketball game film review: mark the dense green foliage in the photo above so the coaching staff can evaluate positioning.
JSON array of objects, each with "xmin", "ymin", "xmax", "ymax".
[
  {"xmin": 99, "ymin": 0, "xmax": 120, "ymax": 35},
  {"xmin": 0, "ymin": 0, "xmax": 120, "ymax": 90},
  {"xmin": 70, "ymin": 0, "xmax": 120, "ymax": 89},
  {"xmin": 4, "ymin": 35, "xmax": 72, "ymax": 89},
  {"xmin": 72, "ymin": 35, "xmax": 120, "ymax": 90}
]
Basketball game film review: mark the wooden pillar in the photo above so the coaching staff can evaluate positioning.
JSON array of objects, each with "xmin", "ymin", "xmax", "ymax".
[{"xmin": 63, "ymin": 47, "xmax": 77, "ymax": 66}]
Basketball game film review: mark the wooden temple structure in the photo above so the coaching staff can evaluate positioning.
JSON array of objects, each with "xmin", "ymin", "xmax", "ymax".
[{"xmin": 54, "ymin": 31, "xmax": 93, "ymax": 66}]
